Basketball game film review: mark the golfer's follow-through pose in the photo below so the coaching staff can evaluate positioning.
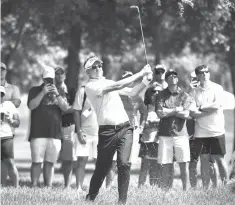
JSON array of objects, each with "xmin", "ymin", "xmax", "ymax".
[{"xmin": 84, "ymin": 55, "xmax": 152, "ymax": 204}]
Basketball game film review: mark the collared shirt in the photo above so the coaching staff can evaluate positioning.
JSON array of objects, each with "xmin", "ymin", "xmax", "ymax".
[
  {"xmin": 73, "ymin": 87, "xmax": 98, "ymax": 138},
  {"xmin": 3, "ymin": 82, "xmax": 21, "ymax": 104},
  {"xmin": 85, "ymin": 78, "xmax": 129, "ymax": 125},
  {"xmin": 191, "ymin": 81, "xmax": 225, "ymax": 138},
  {"xmin": 0, "ymin": 101, "xmax": 18, "ymax": 138},
  {"xmin": 120, "ymin": 95, "xmax": 146, "ymax": 127},
  {"xmin": 27, "ymin": 84, "xmax": 63, "ymax": 141},
  {"xmin": 156, "ymin": 87, "xmax": 191, "ymax": 137}
]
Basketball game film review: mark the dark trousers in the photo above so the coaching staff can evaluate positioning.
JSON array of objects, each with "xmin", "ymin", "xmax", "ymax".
[{"xmin": 86, "ymin": 123, "xmax": 133, "ymax": 204}]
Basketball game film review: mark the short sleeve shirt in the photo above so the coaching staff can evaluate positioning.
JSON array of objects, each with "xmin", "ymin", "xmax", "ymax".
[
  {"xmin": 156, "ymin": 87, "xmax": 191, "ymax": 137},
  {"xmin": 0, "ymin": 101, "xmax": 18, "ymax": 138},
  {"xmin": 73, "ymin": 87, "xmax": 98, "ymax": 137},
  {"xmin": 191, "ymin": 81, "xmax": 225, "ymax": 137},
  {"xmin": 27, "ymin": 84, "xmax": 63, "ymax": 141}
]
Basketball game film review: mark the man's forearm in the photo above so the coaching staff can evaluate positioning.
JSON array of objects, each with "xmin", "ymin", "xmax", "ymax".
[
  {"xmin": 157, "ymin": 107, "xmax": 176, "ymax": 118},
  {"xmin": 73, "ymin": 110, "xmax": 82, "ymax": 132},
  {"xmin": 11, "ymin": 99, "xmax": 21, "ymax": 108},
  {"xmin": 175, "ymin": 110, "xmax": 190, "ymax": 119},
  {"xmin": 190, "ymin": 110, "xmax": 212, "ymax": 118},
  {"xmin": 102, "ymin": 72, "xmax": 143, "ymax": 94},
  {"xmin": 57, "ymin": 95, "xmax": 70, "ymax": 112},
  {"xmin": 28, "ymin": 91, "xmax": 45, "ymax": 110}
]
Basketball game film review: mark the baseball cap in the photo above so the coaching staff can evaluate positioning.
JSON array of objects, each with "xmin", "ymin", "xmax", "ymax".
[
  {"xmin": 195, "ymin": 65, "xmax": 209, "ymax": 75},
  {"xmin": 84, "ymin": 56, "xmax": 103, "ymax": 71},
  {"xmin": 42, "ymin": 66, "xmax": 55, "ymax": 79},
  {"xmin": 1, "ymin": 62, "xmax": 7, "ymax": 70},
  {"xmin": 55, "ymin": 67, "xmax": 65, "ymax": 74},
  {"xmin": 0, "ymin": 86, "xmax": 6, "ymax": 95},
  {"xmin": 165, "ymin": 69, "xmax": 178, "ymax": 80},
  {"xmin": 154, "ymin": 64, "xmax": 165, "ymax": 74}
]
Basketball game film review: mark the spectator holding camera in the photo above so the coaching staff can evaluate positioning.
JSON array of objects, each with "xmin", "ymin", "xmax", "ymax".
[
  {"xmin": 27, "ymin": 66, "xmax": 69, "ymax": 187},
  {"xmin": 0, "ymin": 86, "xmax": 20, "ymax": 187}
]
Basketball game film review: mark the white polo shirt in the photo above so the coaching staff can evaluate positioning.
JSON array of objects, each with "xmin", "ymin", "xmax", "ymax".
[
  {"xmin": 73, "ymin": 88, "xmax": 98, "ymax": 139},
  {"xmin": 0, "ymin": 101, "xmax": 18, "ymax": 138},
  {"xmin": 192, "ymin": 81, "xmax": 225, "ymax": 138},
  {"xmin": 85, "ymin": 78, "xmax": 129, "ymax": 125}
]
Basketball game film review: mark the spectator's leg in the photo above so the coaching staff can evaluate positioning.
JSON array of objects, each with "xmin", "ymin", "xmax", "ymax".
[
  {"xmin": 138, "ymin": 158, "xmax": 149, "ymax": 188},
  {"xmin": 1, "ymin": 163, "xmax": 8, "ymax": 186},
  {"xmin": 62, "ymin": 160, "xmax": 73, "ymax": 188},
  {"xmin": 178, "ymin": 162, "xmax": 189, "ymax": 190},
  {"xmin": 161, "ymin": 163, "xmax": 174, "ymax": 189},
  {"xmin": 209, "ymin": 158, "xmax": 218, "ymax": 187},
  {"xmin": 43, "ymin": 161, "xmax": 54, "ymax": 187},
  {"xmin": 200, "ymin": 154, "xmax": 210, "ymax": 189},
  {"xmin": 149, "ymin": 159, "xmax": 158, "ymax": 186},
  {"xmin": 189, "ymin": 161, "xmax": 198, "ymax": 188},
  {"xmin": 31, "ymin": 162, "xmax": 42, "ymax": 187},
  {"xmin": 211, "ymin": 155, "xmax": 228, "ymax": 185},
  {"xmin": 3, "ymin": 158, "xmax": 19, "ymax": 187},
  {"xmin": 76, "ymin": 156, "xmax": 88, "ymax": 191},
  {"xmin": 106, "ymin": 160, "xmax": 117, "ymax": 189}
]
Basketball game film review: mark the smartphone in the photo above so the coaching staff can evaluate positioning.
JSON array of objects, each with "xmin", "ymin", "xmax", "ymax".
[{"xmin": 44, "ymin": 78, "xmax": 54, "ymax": 85}]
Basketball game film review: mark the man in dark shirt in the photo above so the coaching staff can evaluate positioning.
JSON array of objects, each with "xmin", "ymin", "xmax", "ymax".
[
  {"xmin": 27, "ymin": 66, "xmax": 69, "ymax": 187},
  {"xmin": 156, "ymin": 69, "xmax": 192, "ymax": 190}
]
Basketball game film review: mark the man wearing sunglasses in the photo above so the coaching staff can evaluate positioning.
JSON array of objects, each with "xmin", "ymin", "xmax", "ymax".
[
  {"xmin": 83, "ymin": 55, "xmax": 152, "ymax": 204},
  {"xmin": 156, "ymin": 69, "xmax": 192, "ymax": 190},
  {"xmin": 189, "ymin": 65, "xmax": 228, "ymax": 189}
]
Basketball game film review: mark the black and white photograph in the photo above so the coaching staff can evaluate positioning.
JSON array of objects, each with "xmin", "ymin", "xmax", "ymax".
[{"xmin": 1, "ymin": 0, "xmax": 235, "ymax": 204}]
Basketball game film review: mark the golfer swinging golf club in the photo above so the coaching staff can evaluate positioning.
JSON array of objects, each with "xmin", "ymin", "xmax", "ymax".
[{"xmin": 84, "ymin": 55, "xmax": 152, "ymax": 204}]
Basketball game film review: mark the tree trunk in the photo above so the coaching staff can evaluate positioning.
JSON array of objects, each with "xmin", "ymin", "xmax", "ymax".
[{"xmin": 66, "ymin": 23, "xmax": 82, "ymax": 90}]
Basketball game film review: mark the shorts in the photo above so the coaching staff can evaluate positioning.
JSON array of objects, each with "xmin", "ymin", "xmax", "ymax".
[
  {"xmin": 138, "ymin": 142, "xmax": 158, "ymax": 159},
  {"xmin": 75, "ymin": 134, "xmax": 98, "ymax": 159},
  {"xmin": 1, "ymin": 137, "xmax": 14, "ymax": 160},
  {"xmin": 60, "ymin": 125, "xmax": 77, "ymax": 161},
  {"xmin": 190, "ymin": 135, "xmax": 226, "ymax": 162},
  {"xmin": 30, "ymin": 138, "xmax": 61, "ymax": 163},
  {"xmin": 158, "ymin": 136, "xmax": 190, "ymax": 164}
]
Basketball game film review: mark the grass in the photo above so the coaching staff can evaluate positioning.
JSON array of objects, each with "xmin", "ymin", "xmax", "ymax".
[{"xmin": 1, "ymin": 176, "xmax": 235, "ymax": 205}]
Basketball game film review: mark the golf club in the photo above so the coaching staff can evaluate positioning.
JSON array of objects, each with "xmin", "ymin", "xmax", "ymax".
[{"xmin": 130, "ymin": 5, "xmax": 148, "ymax": 64}]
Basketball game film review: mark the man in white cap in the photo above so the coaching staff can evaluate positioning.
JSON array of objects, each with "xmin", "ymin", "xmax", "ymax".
[
  {"xmin": 83, "ymin": 55, "xmax": 152, "ymax": 204},
  {"xmin": 0, "ymin": 86, "xmax": 20, "ymax": 187},
  {"xmin": 27, "ymin": 66, "xmax": 69, "ymax": 187}
]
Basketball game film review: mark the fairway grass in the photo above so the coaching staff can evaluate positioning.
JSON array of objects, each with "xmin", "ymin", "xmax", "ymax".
[{"xmin": 1, "ymin": 177, "xmax": 235, "ymax": 205}]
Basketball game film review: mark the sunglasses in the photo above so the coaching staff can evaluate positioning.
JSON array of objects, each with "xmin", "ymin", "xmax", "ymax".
[
  {"xmin": 198, "ymin": 71, "xmax": 209, "ymax": 75},
  {"xmin": 155, "ymin": 71, "xmax": 164, "ymax": 75},
  {"xmin": 91, "ymin": 64, "xmax": 103, "ymax": 70},
  {"xmin": 168, "ymin": 74, "xmax": 178, "ymax": 78}
]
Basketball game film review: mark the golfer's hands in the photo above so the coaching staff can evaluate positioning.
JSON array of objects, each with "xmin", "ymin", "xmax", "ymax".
[
  {"xmin": 77, "ymin": 131, "xmax": 86, "ymax": 144},
  {"xmin": 140, "ymin": 64, "xmax": 152, "ymax": 76}
]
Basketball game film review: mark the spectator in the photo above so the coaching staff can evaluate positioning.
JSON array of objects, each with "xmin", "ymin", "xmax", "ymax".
[
  {"xmin": 187, "ymin": 71, "xmax": 218, "ymax": 188},
  {"xmin": 156, "ymin": 69, "xmax": 192, "ymax": 190},
  {"xmin": 27, "ymin": 66, "xmax": 69, "ymax": 187},
  {"xmin": 73, "ymin": 84, "xmax": 99, "ymax": 193},
  {"xmin": 189, "ymin": 65, "xmax": 228, "ymax": 188},
  {"xmin": 138, "ymin": 65, "xmax": 167, "ymax": 188},
  {"xmin": 54, "ymin": 66, "xmax": 75, "ymax": 188},
  {"xmin": 84, "ymin": 55, "xmax": 152, "ymax": 204},
  {"xmin": 0, "ymin": 62, "xmax": 21, "ymax": 186},
  {"xmin": 0, "ymin": 86, "xmax": 20, "ymax": 187}
]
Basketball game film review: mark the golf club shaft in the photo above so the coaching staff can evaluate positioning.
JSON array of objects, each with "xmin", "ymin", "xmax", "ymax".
[{"xmin": 131, "ymin": 6, "xmax": 148, "ymax": 64}]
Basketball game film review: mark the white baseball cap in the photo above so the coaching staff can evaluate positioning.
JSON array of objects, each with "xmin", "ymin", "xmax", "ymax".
[
  {"xmin": 84, "ymin": 56, "xmax": 103, "ymax": 71},
  {"xmin": 0, "ymin": 86, "xmax": 6, "ymax": 95},
  {"xmin": 42, "ymin": 66, "xmax": 55, "ymax": 79}
]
